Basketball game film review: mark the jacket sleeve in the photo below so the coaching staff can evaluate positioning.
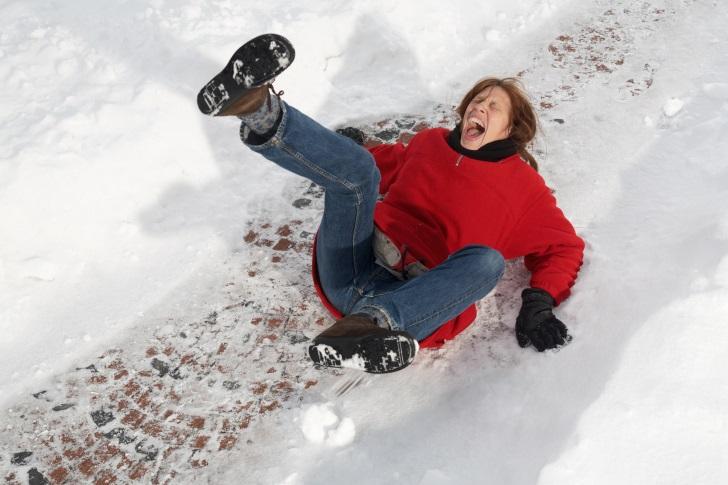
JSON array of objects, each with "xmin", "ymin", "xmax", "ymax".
[
  {"xmin": 367, "ymin": 143, "xmax": 408, "ymax": 195},
  {"xmin": 507, "ymin": 189, "xmax": 585, "ymax": 305}
]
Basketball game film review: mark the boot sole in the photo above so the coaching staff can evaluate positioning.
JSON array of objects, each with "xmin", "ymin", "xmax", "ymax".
[
  {"xmin": 197, "ymin": 33, "xmax": 295, "ymax": 116},
  {"xmin": 308, "ymin": 333, "xmax": 419, "ymax": 374}
]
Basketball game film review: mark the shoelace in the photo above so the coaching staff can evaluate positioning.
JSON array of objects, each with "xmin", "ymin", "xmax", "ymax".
[{"xmin": 266, "ymin": 83, "xmax": 284, "ymax": 111}]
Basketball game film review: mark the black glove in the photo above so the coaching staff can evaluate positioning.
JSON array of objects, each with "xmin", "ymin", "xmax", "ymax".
[
  {"xmin": 516, "ymin": 288, "xmax": 571, "ymax": 351},
  {"xmin": 336, "ymin": 126, "xmax": 366, "ymax": 146}
]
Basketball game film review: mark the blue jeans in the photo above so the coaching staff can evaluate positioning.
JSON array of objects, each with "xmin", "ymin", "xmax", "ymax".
[{"xmin": 244, "ymin": 102, "xmax": 505, "ymax": 341}]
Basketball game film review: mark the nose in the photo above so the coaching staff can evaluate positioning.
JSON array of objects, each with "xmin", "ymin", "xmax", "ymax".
[
  {"xmin": 475, "ymin": 100, "xmax": 488, "ymax": 115},
  {"xmin": 476, "ymin": 105, "xmax": 489, "ymax": 122}
]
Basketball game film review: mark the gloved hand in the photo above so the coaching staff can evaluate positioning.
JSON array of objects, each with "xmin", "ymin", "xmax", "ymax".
[
  {"xmin": 336, "ymin": 126, "xmax": 366, "ymax": 146},
  {"xmin": 516, "ymin": 288, "xmax": 571, "ymax": 351}
]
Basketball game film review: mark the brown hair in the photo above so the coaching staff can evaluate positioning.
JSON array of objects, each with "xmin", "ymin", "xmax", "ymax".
[{"xmin": 455, "ymin": 77, "xmax": 539, "ymax": 170}]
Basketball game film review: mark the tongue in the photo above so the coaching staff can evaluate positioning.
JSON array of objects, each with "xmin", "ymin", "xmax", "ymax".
[{"xmin": 466, "ymin": 127, "xmax": 482, "ymax": 138}]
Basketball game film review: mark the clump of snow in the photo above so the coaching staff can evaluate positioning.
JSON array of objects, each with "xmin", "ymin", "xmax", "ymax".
[
  {"xmin": 300, "ymin": 403, "xmax": 356, "ymax": 447},
  {"xmin": 663, "ymin": 97, "xmax": 685, "ymax": 117}
]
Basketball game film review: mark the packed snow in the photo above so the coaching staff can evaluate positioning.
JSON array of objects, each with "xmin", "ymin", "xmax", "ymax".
[
  {"xmin": 300, "ymin": 403, "xmax": 356, "ymax": 447},
  {"xmin": 2, "ymin": 0, "xmax": 727, "ymax": 484}
]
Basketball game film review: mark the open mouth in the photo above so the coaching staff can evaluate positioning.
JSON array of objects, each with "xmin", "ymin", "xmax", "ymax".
[{"xmin": 463, "ymin": 116, "xmax": 486, "ymax": 139}]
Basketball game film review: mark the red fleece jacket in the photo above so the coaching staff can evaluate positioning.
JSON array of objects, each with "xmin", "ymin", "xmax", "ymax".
[{"xmin": 312, "ymin": 127, "xmax": 584, "ymax": 348}]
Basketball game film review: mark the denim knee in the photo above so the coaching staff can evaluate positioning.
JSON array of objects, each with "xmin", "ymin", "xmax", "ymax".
[
  {"xmin": 457, "ymin": 244, "xmax": 505, "ymax": 284},
  {"xmin": 362, "ymin": 163, "xmax": 381, "ymax": 197},
  {"xmin": 345, "ymin": 150, "xmax": 380, "ymax": 193}
]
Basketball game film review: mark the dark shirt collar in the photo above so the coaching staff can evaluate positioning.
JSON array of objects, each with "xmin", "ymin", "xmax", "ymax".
[{"xmin": 447, "ymin": 127, "xmax": 518, "ymax": 162}]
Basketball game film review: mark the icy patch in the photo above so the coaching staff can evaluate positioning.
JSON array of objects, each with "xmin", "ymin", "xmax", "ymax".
[
  {"xmin": 663, "ymin": 97, "xmax": 685, "ymax": 117},
  {"xmin": 300, "ymin": 403, "xmax": 356, "ymax": 447}
]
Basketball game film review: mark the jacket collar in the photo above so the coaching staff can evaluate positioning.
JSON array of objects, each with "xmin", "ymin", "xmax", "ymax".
[{"xmin": 447, "ymin": 127, "xmax": 518, "ymax": 162}]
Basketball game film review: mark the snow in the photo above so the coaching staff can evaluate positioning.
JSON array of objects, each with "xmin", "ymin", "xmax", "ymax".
[
  {"xmin": 300, "ymin": 403, "xmax": 356, "ymax": 447},
  {"xmin": 663, "ymin": 97, "xmax": 685, "ymax": 117},
  {"xmin": 2, "ymin": 0, "xmax": 728, "ymax": 484}
]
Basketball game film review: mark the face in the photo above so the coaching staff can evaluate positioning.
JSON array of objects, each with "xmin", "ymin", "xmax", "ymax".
[{"xmin": 459, "ymin": 85, "xmax": 513, "ymax": 150}]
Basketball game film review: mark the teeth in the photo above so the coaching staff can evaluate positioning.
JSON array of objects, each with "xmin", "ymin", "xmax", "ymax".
[{"xmin": 468, "ymin": 117, "xmax": 484, "ymax": 128}]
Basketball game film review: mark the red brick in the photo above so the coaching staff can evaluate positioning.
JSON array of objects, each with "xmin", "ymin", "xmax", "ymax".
[
  {"xmin": 89, "ymin": 375, "xmax": 108, "ymax": 385},
  {"xmin": 78, "ymin": 458, "xmax": 96, "ymax": 476},
  {"xmin": 304, "ymin": 379, "xmax": 318, "ymax": 389},
  {"xmin": 94, "ymin": 469, "xmax": 117, "ymax": 485},
  {"xmin": 49, "ymin": 467, "xmax": 69, "ymax": 483},
  {"xmin": 276, "ymin": 225, "xmax": 292, "ymax": 237},
  {"xmin": 189, "ymin": 416, "xmax": 205, "ymax": 430},
  {"xmin": 63, "ymin": 447, "xmax": 85, "ymax": 460},
  {"xmin": 121, "ymin": 409, "xmax": 145, "ymax": 428},
  {"xmin": 219, "ymin": 435, "xmax": 237, "ymax": 450},
  {"xmin": 94, "ymin": 443, "xmax": 120, "ymax": 464},
  {"xmin": 128, "ymin": 463, "xmax": 147, "ymax": 480},
  {"xmin": 192, "ymin": 435, "xmax": 210, "ymax": 449}
]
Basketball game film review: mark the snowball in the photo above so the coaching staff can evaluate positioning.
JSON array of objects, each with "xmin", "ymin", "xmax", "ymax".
[
  {"xmin": 663, "ymin": 97, "xmax": 684, "ymax": 117},
  {"xmin": 326, "ymin": 417, "xmax": 356, "ymax": 447},
  {"xmin": 300, "ymin": 403, "xmax": 356, "ymax": 447}
]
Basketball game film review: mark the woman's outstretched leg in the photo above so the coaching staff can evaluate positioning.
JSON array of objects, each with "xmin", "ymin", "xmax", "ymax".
[
  {"xmin": 197, "ymin": 34, "xmax": 417, "ymax": 373},
  {"xmin": 243, "ymin": 103, "xmax": 381, "ymax": 313},
  {"xmin": 197, "ymin": 33, "xmax": 379, "ymax": 310}
]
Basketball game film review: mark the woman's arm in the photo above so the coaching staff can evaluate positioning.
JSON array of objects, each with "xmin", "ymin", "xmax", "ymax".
[
  {"xmin": 506, "ymin": 187, "xmax": 584, "ymax": 351},
  {"xmin": 508, "ymin": 188, "xmax": 585, "ymax": 305}
]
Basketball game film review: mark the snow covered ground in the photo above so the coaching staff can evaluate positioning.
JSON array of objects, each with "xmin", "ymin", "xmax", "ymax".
[{"xmin": 2, "ymin": 0, "xmax": 728, "ymax": 483}]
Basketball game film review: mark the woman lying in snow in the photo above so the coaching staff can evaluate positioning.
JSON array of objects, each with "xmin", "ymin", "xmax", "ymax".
[{"xmin": 197, "ymin": 34, "xmax": 584, "ymax": 373}]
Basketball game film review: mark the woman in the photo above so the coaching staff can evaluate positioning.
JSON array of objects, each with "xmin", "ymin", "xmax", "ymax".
[{"xmin": 197, "ymin": 34, "xmax": 585, "ymax": 374}]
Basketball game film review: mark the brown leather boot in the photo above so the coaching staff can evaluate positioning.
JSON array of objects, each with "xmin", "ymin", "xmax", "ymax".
[
  {"xmin": 217, "ymin": 84, "xmax": 270, "ymax": 116},
  {"xmin": 308, "ymin": 314, "xmax": 418, "ymax": 374}
]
